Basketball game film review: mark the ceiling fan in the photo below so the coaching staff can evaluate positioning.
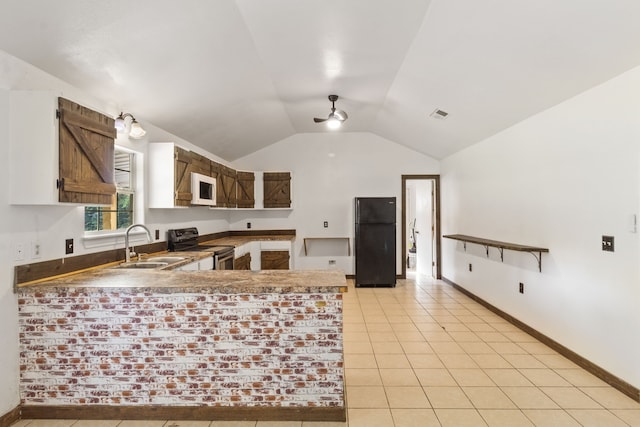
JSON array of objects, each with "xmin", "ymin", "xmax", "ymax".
[{"xmin": 314, "ymin": 95, "xmax": 348, "ymax": 129}]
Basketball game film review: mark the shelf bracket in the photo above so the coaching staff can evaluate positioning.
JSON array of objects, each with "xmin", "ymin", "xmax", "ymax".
[
  {"xmin": 529, "ymin": 251, "xmax": 543, "ymax": 273},
  {"xmin": 498, "ymin": 247, "xmax": 504, "ymax": 262},
  {"xmin": 483, "ymin": 245, "xmax": 489, "ymax": 258}
]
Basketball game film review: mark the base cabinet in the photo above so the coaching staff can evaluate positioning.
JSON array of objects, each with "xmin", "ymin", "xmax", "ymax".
[
  {"xmin": 198, "ymin": 256, "xmax": 214, "ymax": 270},
  {"xmin": 174, "ymin": 257, "xmax": 213, "ymax": 271},
  {"xmin": 174, "ymin": 261, "xmax": 199, "ymax": 271},
  {"xmin": 234, "ymin": 253, "xmax": 251, "ymax": 270}
]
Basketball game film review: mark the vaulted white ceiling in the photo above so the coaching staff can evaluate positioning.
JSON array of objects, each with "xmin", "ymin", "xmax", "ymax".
[{"xmin": 1, "ymin": 0, "xmax": 639, "ymax": 161}]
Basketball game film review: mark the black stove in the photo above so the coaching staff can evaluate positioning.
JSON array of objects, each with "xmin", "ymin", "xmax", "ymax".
[
  {"xmin": 167, "ymin": 227, "xmax": 233, "ymax": 254},
  {"xmin": 167, "ymin": 227, "xmax": 235, "ymax": 270}
]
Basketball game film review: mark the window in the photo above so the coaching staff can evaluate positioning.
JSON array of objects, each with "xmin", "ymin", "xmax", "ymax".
[{"xmin": 84, "ymin": 149, "xmax": 135, "ymax": 232}]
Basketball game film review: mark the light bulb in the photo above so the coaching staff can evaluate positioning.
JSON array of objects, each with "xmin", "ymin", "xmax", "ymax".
[
  {"xmin": 327, "ymin": 117, "xmax": 341, "ymax": 130},
  {"xmin": 114, "ymin": 115, "xmax": 126, "ymax": 131},
  {"xmin": 129, "ymin": 120, "xmax": 146, "ymax": 139}
]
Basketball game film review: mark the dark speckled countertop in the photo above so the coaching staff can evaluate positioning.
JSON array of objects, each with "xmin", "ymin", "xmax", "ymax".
[
  {"xmin": 16, "ymin": 234, "xmax": 347, "ymax": 294},
  {"xmin": 17, "ymin": 268, "xmax": 346, "ymax": 294},
  {"xmin": 17, "ymin": 239, "xmax": 345, "ymax": 294},
  {"xmin": 201, "ymin": 234, "xmax": 295, "ymax": 246}
]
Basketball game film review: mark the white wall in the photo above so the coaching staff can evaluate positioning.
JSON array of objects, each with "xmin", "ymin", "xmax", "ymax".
[
  {"xmin": 232, "ymin": 132, "xmax": 440, "ymax": 274},
  {"xmin": 441, "ymin": 65, "xmax": 640, "ymax": 388},
  {"xmin": 0, "ymin": 50, "xmax": 234, "ymax": 414},
  {"xmin": 0, "ymin": 89, "xmax": 20, "ymax": 415}
]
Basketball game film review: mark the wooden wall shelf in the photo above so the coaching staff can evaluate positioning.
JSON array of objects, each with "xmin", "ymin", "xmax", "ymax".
[
  {"xmin": 303, "ymin": 237, "xmax": 351, "ymax": 256},
  {"xmin": 443, "ymin": 234, "xmax": 549, "ymax": 272}
]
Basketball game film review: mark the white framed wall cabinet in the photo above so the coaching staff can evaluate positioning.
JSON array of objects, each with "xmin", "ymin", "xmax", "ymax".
[
  {"xmin": 9, "ymin": 91, "xmax": 59, "ymax": 205},
  {"xmin": 9, "ymin": 91, "xmax": 117, "ymax": 206}
]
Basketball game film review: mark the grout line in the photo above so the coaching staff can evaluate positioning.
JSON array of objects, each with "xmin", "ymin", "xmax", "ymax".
[{"xmin": 344, "ymin": 278, "xmax": 640, "ymax": 426}]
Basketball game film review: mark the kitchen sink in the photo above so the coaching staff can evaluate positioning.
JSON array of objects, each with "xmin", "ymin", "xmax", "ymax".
[
  {"xmin": 144, "ymin": 256, "xmax": 187, "ymax": 263},
  {"xmin": 117, "ymin": 261, "xmax": 169, "ymax": 269}
]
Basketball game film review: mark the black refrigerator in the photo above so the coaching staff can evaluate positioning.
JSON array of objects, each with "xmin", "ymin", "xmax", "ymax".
[{"xmin": 354, "ymin": 197, "xmax": 396, "ymax": 287}]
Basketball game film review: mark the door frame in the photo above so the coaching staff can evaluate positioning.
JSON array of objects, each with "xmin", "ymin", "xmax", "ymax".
[{"xmin": 401, "ymin": 175, "xmax": 441, "ymax": 280}]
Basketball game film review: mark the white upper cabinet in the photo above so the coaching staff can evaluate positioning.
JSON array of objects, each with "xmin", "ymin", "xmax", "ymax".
[
  {"xmin": 148, "ymin": 142, "xmax": 180, "ymax": 208},
  {"xmin": 9, "ymin": 91, "xmax": 116, "ymax": 206},
  {"xmin": 9, "ymin": 91, "xmax": 60, "ymax": 205},
  {"xmin": 148, "ymin": 142, "xmax": 214, "ymax": 209}
]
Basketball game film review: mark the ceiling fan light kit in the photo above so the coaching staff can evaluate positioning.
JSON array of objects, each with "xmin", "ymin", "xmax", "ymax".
[{"xmin": 314, "ymin": 94, "xmax": 348, "ymax": 130}]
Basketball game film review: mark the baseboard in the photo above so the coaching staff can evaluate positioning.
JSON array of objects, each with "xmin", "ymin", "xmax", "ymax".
[
  {"xmin": 21, "ymin": 405, "xmax": 346, "ymax": 422},
  {"xmin": 0, "ymin": 406, "xmax": 20, "ymax": 427},
  {"xmin": 442, "ymin": 277, "xmax": 640, "ymax": 402}
]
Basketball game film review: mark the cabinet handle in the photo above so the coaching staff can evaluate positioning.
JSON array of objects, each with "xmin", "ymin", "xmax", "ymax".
[{"xmin": 56, "ymin": 178, "xmax": 65, "ymax": 190}]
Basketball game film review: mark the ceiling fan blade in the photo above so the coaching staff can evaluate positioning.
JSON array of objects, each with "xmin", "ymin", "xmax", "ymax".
[
  {"xmin": 334, "ymin": 109, "xmax": 348, "ymax": 120},
  {"xmin": 313, "ymin": 117, "xmax": 328, "ymax": 123}
]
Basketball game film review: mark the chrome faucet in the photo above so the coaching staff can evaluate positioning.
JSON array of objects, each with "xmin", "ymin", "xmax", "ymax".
[{"xmin": 125, "ymin": 224, "xmax": 153, "ymax": 262}]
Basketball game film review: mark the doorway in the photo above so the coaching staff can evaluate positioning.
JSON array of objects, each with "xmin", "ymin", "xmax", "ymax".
[{"xmin": 401, "ymin": 175, "xmax": 441, "ymax": 280}]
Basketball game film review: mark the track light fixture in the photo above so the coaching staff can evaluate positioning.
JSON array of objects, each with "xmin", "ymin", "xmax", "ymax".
[{"xmin": 115, "ymin": 112, "xmax": 146, "ymax": 139}]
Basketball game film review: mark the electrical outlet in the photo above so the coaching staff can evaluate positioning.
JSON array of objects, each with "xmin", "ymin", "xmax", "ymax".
[
  {"xmin": 468, "ymin": 263, "xmax": 472, "ymax": 272},
  {"xmin": 31, "ymin": 241, "xmax": 42, "ymax": 259},
  {"xmin": 323, "ymin": 221, "xmax": 328, "ymax": 228},
  {"xmin": 65, "ymin": 238, "xmax": 74, "ymax": 255},
  {"xmin": 328, "ymin": 259, "xmax": 336, "ymax": 265},
  {"xmin": 155, "ymin": 229, "xmax": 160, "ymax": 240},
  {"xmin": 602, "ymin": 235, "xmax": 614, "ymax": 252},
  {"xmin": 247, "ymin": 222, "xmax": 252, "ymax": 229},
  {"xmin": 519, "ymin": 282, "xmax": 524, "ymax": 294},
  {"xmin": 14, "ymin": 243, "xmax": 26, "ymax": 261}
]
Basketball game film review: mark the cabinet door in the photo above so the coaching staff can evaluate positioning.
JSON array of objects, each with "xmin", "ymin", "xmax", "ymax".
[
  {"xmin": 234, "ymin": 253, "xmax": 251, "ymax": 270},
  {"xmin": 58, "ymin": 98, "xmax": 116, "ymax": 204},
  {"xmin": 174, "ymin": 148, "xmax": 213, "ymax": 207},
  {"xmin": 213, "ymin": 162, "xmax": 237, "ymax": 208},
  {"xmin": 261, "ymin": 250, "xmax": 290, "ymax": 270},
  {"xmin": 263, "ymin": 172, "xmax": 291, "ymax": 208},
  {"xmin": 174, "ymin": 146, "xmax": 194, "ymax": 207},
  {"xmin": 236, "ymin": 171, "xmax": 255, "ymax": 208},
  {"xmin": 199, "ymin": 256, "xmax": 214, "ymax": 270},
  {"xmin": 176, "ymin": 261, "xmax": 199, "ymax": 271}
]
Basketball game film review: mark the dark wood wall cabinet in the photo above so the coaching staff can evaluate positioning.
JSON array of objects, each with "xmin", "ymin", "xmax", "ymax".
[
  {"xmin": 174, "ymin": 146, "xmax": 213, "ymax": 207},
  {"xmin": 263, "ymin": 172, "xmax": 291, "ymax": 208},
  {"xmin": 260, "ymin": 251, "xmax": 290, "ymax": 270},
  {"xmin": 213, "ymin": 162, "xmax": 238, "ymax": 208},
  {"xmin": 443, "ymin": 234, "xmax": 549, "ymax": 272},
  {"xmin": 149, "ymin": 144, "xmax": 292, "ymax": 210},
  {"xmin": 236, "ymin": 171, "xmax": 256, "ymax": 208}
]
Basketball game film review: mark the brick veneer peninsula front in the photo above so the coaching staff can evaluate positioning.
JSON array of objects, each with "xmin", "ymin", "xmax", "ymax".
[{"xmin": 17, "ymin": 269, "xmax": 346, "ymax": 422}]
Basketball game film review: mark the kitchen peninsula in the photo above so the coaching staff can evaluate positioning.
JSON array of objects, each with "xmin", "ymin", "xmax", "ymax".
[{"xmin": 17, "ymin": 266, "xmax": 347, "ymax": 422}]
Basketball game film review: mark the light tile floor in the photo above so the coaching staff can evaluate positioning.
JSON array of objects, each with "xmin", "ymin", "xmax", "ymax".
[{"xmin": 12, "ymin": 277, "xmax": 640, "ymax": 426}]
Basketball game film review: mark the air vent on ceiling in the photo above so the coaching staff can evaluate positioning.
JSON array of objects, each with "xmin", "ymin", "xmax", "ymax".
[{"xmin": 430, "ymin": 109, "xmax": 449, "ymax": 120}]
